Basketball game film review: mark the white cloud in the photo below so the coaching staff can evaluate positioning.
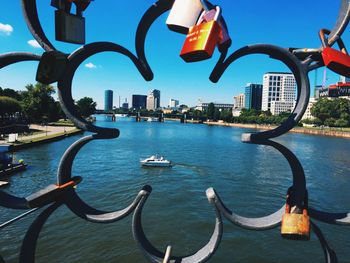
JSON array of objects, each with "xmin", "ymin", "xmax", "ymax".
[
  {"xmin": 85, "ymin": 62, "xmax": 97, "ymax": 69},
  {"xmin": 27, "ymin": 39, "xmax": 42, "ymax": 49},
  {"xmin": 0, "ymin": 23, "xmax": 13, "ymax": 36}
]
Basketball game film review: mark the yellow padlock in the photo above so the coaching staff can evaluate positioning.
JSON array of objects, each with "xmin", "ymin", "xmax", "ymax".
[{"xmin": 281, "ymin": 189, "xmax": 310, "ymax": 240}]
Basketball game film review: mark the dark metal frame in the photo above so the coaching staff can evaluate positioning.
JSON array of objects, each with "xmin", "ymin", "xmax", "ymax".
[{"xmin": 0, "ymin": 0, "xmax": 349, "ymax": 262}]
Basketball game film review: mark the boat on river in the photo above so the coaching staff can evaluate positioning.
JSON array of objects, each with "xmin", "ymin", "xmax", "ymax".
[
  {"xmin": 0, "ymin": 145, "xmax": 27, "ymax": 177},
  {"xmin": 140, "ymin": 155, "xmax": 172, "ymax": 167}
]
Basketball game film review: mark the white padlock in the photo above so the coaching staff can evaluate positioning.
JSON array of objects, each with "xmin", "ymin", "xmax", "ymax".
[{"xmin": 166, "ymin": 0, "xmax": 203, "ymax": 34}]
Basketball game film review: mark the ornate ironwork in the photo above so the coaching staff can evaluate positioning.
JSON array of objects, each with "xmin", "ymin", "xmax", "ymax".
[{"xmin": 0, "ymin": 0, "xmax": 349, "ymax": 262}]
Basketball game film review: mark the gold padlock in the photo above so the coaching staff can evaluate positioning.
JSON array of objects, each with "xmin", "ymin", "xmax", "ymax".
[{"xmin": 281, "ymin": 189, "xmax": 310, "ymax": 240}]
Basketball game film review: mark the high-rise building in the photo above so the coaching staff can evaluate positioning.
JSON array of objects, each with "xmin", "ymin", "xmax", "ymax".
[
  {"xmin": 146, "ymin": 89, "xmax": 160, "ymax": 110},
  {"xmin": 132, "ymin": 95, "xmax": 147, "ymax": 109},
  {"xmin": 169, "ymin": 99, "xmax": 179, "ymax": 108},
  {"xmin": 244, "ymin": 83, "xmax": 263, "ymax": 110},
  {"xmin": 104, "ymin": 90, "xmax": 113, "ymax": 111},
  {"xmin": 262, "ymin": 72, "xmax": 296, "ymax": 115},
  {"xmin": 122, "ymin": 98, "xmax": 129, "ymax": 109},
  {"xmin": 233, "ymin": 94, "xmax": 245, "ymax": 109}
]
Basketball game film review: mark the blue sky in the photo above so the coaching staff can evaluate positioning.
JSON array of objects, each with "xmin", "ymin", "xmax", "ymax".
[{"xmin": 0, "ymin": 0, "xmax": 349, "ymax": 108}]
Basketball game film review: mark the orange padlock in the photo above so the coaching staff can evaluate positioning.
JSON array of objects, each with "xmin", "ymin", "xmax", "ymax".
[
  {"xmin": 320, "ymin": 29, "xmax": 350, "ymax": 78},
  {"xmin": 281, "ymin": 189, "xmax": 310, "ymax": 241},
  {"xmin": 180, "ymin": 6, "xmax": 222, "ymax": 63}
]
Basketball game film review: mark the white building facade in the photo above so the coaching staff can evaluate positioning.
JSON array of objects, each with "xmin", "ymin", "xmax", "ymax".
[
  {"xmin": 262, "ymin": 72, "xmax": 297, "ymax": 115},
  {"xmin": 233, "ymin": 94, "xmax": 245, "ymax": 109},
  {"xmin": 169, "ymin": 99, "xmax": 179, "ymax": 108},
  {"xmin": 302, "ymin": 97, "xmax": 316, "ymax": 120}
]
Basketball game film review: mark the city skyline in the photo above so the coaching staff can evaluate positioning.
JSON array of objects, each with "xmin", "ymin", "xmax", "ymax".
[{"xmin": 0, "ymin": 1, "xmax": 346, "ymax": 108}]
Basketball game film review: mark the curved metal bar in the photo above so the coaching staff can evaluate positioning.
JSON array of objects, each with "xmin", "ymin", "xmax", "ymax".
[
  {"xmin": 20, "ymin": 0, "xmax": 56, "ymax": 51},
  {"xmin": 0, "ymin": 52, "xmax": 40, "ymax": 210},
  {"xmin": 309, "ymin": 208, "xmax": 350, "ymax": 225},
  {"xmin": 135, "ymin": 0, "xmax": 230, "ymax": 81},
  {"xmin": 0, "ymin": 192, "xmax": 28, "ymax": 210},
  {"xmin": 210, "ymin": 44, "xmax": 310, "ymax": 141},
  {"xmin": 0, "ymin": 52, "xmax": 40, "ymax": 69},
  {"xmin": 328, "ymin": 0, "xmax": 350, "ymax": 46},
  {"xmin": 311, "ymin": 221, "xmax": 338, "ymax": 263},
  {"xmin": 19, "ymin": 202, "xmax": 62, "ymax": 263},
  {"xmin": 207, "ymin": 187, "xmax": 284, "ymax": 230},
  {"xmin": 57, "ymin": 42, "xmax": 149, "ymax": 137},
  {"xmin": 64, "ymin": 186, "xmax": 152, "ymax": 223},
  {"xmin": 57, "ymin": 135, "xmax": 152, "ymax": 223},
  {"xmin": 205, "ymin": 138, "xmax": 307, "ymax": 230},
  {"xmin": 132, "ymin": 188, "xmax": 223, "ymax": 263}
]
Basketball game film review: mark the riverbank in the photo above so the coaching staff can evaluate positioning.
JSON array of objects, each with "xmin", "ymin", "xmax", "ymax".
[
  {"xmin": 2, "ymin": 124, "xmax": 83, "ymax": 151},
  {"xmin": 204, "ymin": 121, "xmax": 350, "ymax": 139}
]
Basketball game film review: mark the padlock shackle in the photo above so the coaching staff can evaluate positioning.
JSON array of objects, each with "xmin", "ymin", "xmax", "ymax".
[
  {"xmin": 319, "ymin": 28, "xmax": 348, "ymax": 55},
  {"xmin": 196, "ymin": 5, "xmax": 221, "ymax": 25}
]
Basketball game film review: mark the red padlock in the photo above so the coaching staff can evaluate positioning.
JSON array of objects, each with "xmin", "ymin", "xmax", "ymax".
[
  {"xmin": 180, "ymin": 6, "xmax": 222, "ymax": 63},
  {"xmin": 320, "ymin": 29, "xmax": 350, "ymax": 78}
]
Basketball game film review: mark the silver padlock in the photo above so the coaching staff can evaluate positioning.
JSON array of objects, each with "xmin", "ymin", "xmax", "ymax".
[{"xmin": 166, "ymin": 0, "xmax": 203, "ymax": 34}]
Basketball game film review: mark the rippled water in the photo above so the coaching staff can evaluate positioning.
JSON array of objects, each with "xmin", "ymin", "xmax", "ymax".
[{"xmin": 1, "ymin": 117, "xmax": 349, "ymax": 263}]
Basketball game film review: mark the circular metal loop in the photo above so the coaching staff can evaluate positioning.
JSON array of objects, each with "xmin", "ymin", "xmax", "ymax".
[
  {"xmin": 57, "ymin": 135, "xmax": 152, "ymax": 223},
  {"xmin": 211, "ymin": 44, "xmax": 310, "ymax": 141},
  {"xmin": 206, "ymin": 138, "xmax": 307, "ymax": 230},
  {"xmin": 0, "ymin": 52, "xmax": 41, "ymax": 210},
  {"xmin": 21, "ymin": 0, "xmax": 56, "ymax": 51},
  {"xmin": 135, "ymin": 0, "xmax": 231, "ymax": 81},
  {"xmin": 132, "ymin": 189, "xmax": 223, "ymax": 263},
  {"xmin": 57, "ymin": 41, "xmax": 151, "ymax": 137}
]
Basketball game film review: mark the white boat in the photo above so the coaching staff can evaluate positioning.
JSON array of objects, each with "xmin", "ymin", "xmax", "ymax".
[
  {"xmin": 140, "ymin": 155, "xmax": 172, "ymax": 167},
  {"xmin": 146, "ymin": 117, "xmax": 158, "ymax": 122}
]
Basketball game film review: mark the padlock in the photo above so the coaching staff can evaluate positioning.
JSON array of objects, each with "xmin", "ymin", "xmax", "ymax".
[
  {"xmin": 36, "ymin": 51, "xmax": 68, "ymax": 84},
  {"xmin": 180, "ymin": 6, "xmax": 222, "ymax": 62},
  {"xmin": 55, "ymin": 9, "xmax": 85, "ymax": 44},
  {"xmin": 201, "ymin": 8, "xmax": 231, "ymax": 52},
  {"xmin": 166, "ymin": 0, "xmax": 203, "ymax": 34},
  {"xmin": 319, "ymin": 29, "xmax": 350, "ymax": 78},
  {"xmin": 281, "ymin": 189, "xmax": 310, "ymax": 241}
]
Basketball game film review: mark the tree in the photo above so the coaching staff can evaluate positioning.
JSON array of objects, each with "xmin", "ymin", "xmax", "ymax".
[
  {"xmin": 0, "ymin": 87, "xmax": 21, "ymax": 101},
  {"xmin": 21, "ymin": 82, "xmax": 58, "ymax": 123},
  {"xmin": 0, "ymin": 96, "xmax": 22, "ymax": 117},
  {"xmin": 76, "ymin": 97, "xmax": 97, "ymax": 117},
  {"xmin": 207, "ymin": 103, "xmax": 215, "ymax": 120}
]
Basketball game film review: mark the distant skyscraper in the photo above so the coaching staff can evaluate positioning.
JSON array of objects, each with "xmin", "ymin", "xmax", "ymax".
[
  {"xmin": 132, "ymin": 95, "xmax": 147, "ymax": 109},
  {"xmin": 244, "ymin": 83, "xmax": 263, "ymax": 110},
  {"xmin": 262, "ymin": 72, "xmax": 296, "ymax": 115},
  {"xmin": 146, "ymin": 89, "xmax": 161, "ymax": 110},
  {"xmin": 233, "ymin": 94, "xmax": 245, "ymax": 109},
  {"xmin": 122, "ymin": 98, "xmax": 129, "ymax": 109},
  {"xmin": 169, "ymin": 99, "xmax": 179, "ymax": 108},
  {"xmin": 104, "ymin": 90, "xmax": 113, "ymax": 111}
]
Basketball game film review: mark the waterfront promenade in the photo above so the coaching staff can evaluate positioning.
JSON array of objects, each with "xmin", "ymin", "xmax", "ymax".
[{"xmin": 0, "ymin": 124, "xmax": 81, "ymax": 151}]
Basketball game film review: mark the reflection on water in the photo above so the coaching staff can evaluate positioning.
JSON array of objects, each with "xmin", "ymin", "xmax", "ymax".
[{"xmin": 0, "ymin": 117, "xmax": 349, "ymax": 263}]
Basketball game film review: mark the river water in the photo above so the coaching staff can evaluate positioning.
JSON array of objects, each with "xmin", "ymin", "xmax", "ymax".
[{"xmin": 1, "ymin": 117, "xmax": 349, "ymax": 263}]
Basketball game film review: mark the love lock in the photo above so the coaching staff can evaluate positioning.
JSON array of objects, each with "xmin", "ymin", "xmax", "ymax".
[
  {"xmin": 281, "ymin": 188, "xmax": 310, "ymax": 241},
  {"xmin": 180, "ymin": 5, "xmax": 222, "ymax": 62},
  {"xmin": 52, "ymin": 0, "xmax": 90, "ymax": 44},
  {"xmin": 166, "ymin": 0, "xmax": 203, "ymax": 34},
  {"xmin": 319, "ymin": 28, "xmax": 350, "ymax": 78}
]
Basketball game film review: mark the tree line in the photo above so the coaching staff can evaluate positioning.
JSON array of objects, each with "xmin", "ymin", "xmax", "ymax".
[{"xmin": 0, "ymin": 83, "xmax": 96, "ymax": 125}]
